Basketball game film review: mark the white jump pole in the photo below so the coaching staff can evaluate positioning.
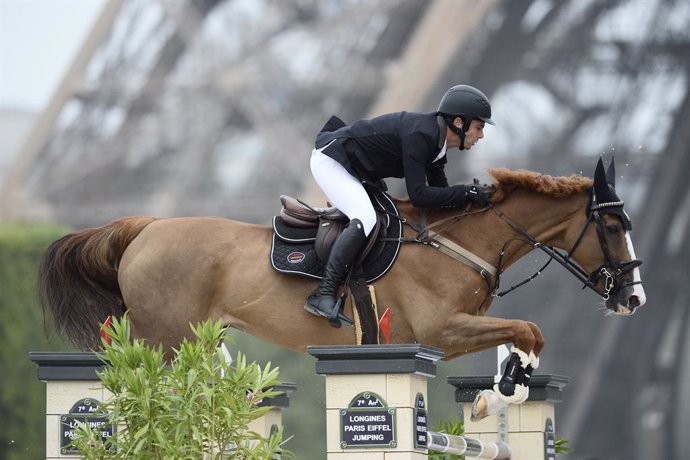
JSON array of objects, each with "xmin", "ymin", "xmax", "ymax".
[{"xmin": 427, "ymin": 431, "xmax": 511, "ymax": 459}]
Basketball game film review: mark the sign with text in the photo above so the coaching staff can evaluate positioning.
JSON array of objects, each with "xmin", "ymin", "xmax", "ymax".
[
  {"xmin": 544, "ymin": 417, "xmax": 555, "ymax": 460},
  {"xmin": 60, "ymin": 398, "xmax": 115, "ymax": 454},
  {"xmin": 413, "ymin": 392, "xmax": 427, "ymax": 449},
  {"xmin": 340, "ymin": 392, "xmax": 396, "ymax": 448}
]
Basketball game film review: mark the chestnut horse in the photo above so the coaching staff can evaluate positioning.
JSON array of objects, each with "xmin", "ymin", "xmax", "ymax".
[{"xmin": 40, "ymin": 159, "xmax": 645, "ymax": 370}]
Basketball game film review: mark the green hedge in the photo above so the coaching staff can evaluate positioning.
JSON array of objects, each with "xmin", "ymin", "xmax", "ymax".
[{"xmin": 0, "ymin": 223, "xmax": 72, "ymax": 460}]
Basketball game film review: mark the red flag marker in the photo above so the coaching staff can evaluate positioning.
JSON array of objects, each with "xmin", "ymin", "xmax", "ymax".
[
  {"xmin": 378, "ymin": 308, "xmax": 391, "ymax": 344},
  {"xmin": 99, "ymin": 315, "xmax": 112, "ymax": 346}
]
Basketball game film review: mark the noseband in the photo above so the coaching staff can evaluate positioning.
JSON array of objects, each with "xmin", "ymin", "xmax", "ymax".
[{"xmin": 491, "ymin": 202, "xmax": 642, "ymax": 302}]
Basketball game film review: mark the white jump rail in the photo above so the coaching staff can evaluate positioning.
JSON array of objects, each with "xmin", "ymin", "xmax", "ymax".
[{"xmin": 427, "ymin": 431, "xmax": 511, "ymax": 459}]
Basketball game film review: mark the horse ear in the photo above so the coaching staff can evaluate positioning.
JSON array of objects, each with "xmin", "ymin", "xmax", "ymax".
[
  {"xmin": 593, "ymin": 158, "xmax": 607, "ymax": 200},
  {"xmin": 606, "ymin": 157, "xmax": 616, "ymax": 187},
  {"xmin": 591, "ymin": 157, "xmax": 631, "ymax": 228}
]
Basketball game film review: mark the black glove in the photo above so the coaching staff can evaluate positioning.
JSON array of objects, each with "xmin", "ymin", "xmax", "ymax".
[{"xmin": 466, "ymin": 182, "xmax": 495, "ymax": 206}]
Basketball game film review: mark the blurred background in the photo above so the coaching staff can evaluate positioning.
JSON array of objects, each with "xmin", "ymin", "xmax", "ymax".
[{"xmin": 1, "ymin": 0, "xmax": 689, "ymax": 459}]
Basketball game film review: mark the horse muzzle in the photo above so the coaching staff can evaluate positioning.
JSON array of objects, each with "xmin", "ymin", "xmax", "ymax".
[
  {"xmin": 609, "ymin": 285, "xmax": 644, "ymax": 315},
  {"xmin": 591, "ymin": 260, "xmax": 645, "ymax": 315},
  {"xmin": 601, "ymin": 261, "xmax": 646, "ymax": 315}
]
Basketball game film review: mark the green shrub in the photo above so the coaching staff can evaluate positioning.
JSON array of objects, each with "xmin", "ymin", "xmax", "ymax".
[
  {"xmin": 555, "ymin": 437, "xmax": 572, "ymax": 454},
  {"xmin": 428, "ymin": 416, "xmax": 464, "ymax": 460},
  {"xmin": 70, "ymin": 316, "xmax": 291, "ymax": 459}
]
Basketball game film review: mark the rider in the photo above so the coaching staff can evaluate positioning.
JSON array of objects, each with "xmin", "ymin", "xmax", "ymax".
[{"xmin": 305, "ymin": 84, "xmax": 496, "ymax": 325}]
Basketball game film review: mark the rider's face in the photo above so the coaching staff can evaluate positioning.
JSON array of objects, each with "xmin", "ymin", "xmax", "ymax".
[
  {"xmin": 448, "ymin": 118, "xmax": 486, "ymax": 150},
  {"xmin": 461, "ymin": 119, "xmax": 485, "ymax": 150}
]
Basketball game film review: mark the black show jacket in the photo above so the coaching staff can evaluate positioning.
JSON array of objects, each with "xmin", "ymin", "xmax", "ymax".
[{"xmin": 315, "ymin": 111, "xmax": 469, "ymax": 208}]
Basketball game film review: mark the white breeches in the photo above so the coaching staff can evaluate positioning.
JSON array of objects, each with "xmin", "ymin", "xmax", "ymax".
[{"xmin": 310, "ymin": 149, "xmax": 377, "ymax": 236}]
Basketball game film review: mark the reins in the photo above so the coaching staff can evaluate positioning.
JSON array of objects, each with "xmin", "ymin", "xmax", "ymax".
[
  {"xmin": 381, "ymin": 198, "xmax": 640, "ymax": 310},
  {"xmin": 489, "ymin": 205, "xmax": 609, "ymax": 298},
  {"xmin": 487, "ymin": 203, "xmax": 638, "ymax": 303}
]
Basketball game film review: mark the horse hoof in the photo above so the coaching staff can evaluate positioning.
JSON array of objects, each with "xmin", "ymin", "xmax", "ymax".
[
  {"xmin": 471, "ymin": 389, "xmax": 508, "ymax": 422},
  {"xmin": 471, "ymin": 390, "xmax": 490, "ymax": 421},
  {"xmin": 328, "ymin": 317, "xmax": 342, "ymax": 328}
]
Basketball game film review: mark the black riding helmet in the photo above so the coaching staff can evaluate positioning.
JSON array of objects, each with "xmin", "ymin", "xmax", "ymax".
[{"xmin": 438, "ymin": 84, "xmax": 494, "ymax": 149}]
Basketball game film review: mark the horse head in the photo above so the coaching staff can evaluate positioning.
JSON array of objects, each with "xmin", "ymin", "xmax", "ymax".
[
  {"xmin": 486, "ymin": 158, "xmax": 646, "ymax": 316},
  {"xmin": 570, "ymin": 158, "xmax": 646, "ymax": 315}
]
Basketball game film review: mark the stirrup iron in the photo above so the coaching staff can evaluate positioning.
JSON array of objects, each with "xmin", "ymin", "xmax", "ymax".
[{"xmin": 328, "ymin": 292, "xmax": 353, "ymax": 328}]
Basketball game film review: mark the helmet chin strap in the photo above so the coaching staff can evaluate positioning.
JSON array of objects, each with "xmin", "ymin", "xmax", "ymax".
[
  {"xmin": 457, "ymin": 129, "xmax": 466, "ymax": 150},
  {"xmin": 445, "ymin": 115, "xmax": 471, "ymax": 150}
]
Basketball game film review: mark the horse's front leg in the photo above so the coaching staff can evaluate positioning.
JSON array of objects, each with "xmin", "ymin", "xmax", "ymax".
[
  {"xmin": 437, "ymin": 312, "xmax": 545, "ymax": 420},
  {"xmin": 438, "ymin": 312, "xmax": 544, "ymax": 358}
]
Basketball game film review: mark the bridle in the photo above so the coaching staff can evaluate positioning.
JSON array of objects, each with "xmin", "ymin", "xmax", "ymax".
[
  {"xmin": 390, "ymin": 195, "xmax": 642, "ymax": 306},
  {"xmin": 489, "ymin": 200, "xmax": 642, "ymax": 302}
]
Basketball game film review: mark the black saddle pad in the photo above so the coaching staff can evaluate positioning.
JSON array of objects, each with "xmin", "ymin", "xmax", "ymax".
[{"xmin": 270, "ymin": 191, "xmax": 402, "ymax": 283}]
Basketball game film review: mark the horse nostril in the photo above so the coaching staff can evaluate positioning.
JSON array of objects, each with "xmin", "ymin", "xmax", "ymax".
[{"xmin": 629, "ymin": 295, "xmax": 640, "ymax": 310}]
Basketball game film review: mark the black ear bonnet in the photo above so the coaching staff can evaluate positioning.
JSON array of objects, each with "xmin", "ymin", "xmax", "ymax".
[{"xmin": 589, "ymin": 158, "xmax": 633, "ymax": 231}]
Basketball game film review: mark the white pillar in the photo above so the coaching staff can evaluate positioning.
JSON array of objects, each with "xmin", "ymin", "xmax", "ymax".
[
  {"xmin": 29, "ymin": 351, "xmax": 295, "ymax": 459},
  {"xmin": 308, "ymin": 344, "xmax": 445, "ymax": 459},
  {"xmin": 448, "ymin": 374, "xmax": 569, "ymax": 460}
]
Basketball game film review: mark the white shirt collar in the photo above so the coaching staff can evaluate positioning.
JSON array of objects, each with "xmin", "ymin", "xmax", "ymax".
[{"xmin": 433, "ymin": 139, "xmax": 447, "ymax": 163}]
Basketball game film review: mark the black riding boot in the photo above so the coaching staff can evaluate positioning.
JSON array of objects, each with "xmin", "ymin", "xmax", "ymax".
[{"xmin": 305, "ymin": 218, "xmax": 367, "ymax": 328}]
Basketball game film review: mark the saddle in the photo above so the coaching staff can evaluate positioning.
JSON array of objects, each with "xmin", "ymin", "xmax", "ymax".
[
  {"xmin": 271, "ymin": 183, "xmax": 401, "ymax": 278},
  {"xmin": 278, "ymin": 195, "xmax": 382, "ymax": 265},
  {"xmin": 270, "ymin": 187, "xmax": 402, "ymax": 344}
]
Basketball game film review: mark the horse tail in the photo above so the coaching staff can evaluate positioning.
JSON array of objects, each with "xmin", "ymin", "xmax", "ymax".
[{"xmin": 39, "ymin": 216, "xmax": 157, "ymax": 351}]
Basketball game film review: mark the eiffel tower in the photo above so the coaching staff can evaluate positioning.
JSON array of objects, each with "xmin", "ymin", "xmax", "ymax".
[{"xmin": 3, "ymin": 1, "xmax": 690, "ymax": 458}]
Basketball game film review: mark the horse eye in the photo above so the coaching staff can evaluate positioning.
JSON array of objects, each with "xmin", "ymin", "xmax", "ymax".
[{"xmin": 606, "ymin": 224, "xmax": 622, "ymax": 235}]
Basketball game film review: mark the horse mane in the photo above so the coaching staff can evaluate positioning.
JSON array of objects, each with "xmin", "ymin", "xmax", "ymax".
[{"xmin": 489, "ymin": 168, "xmax": 592, "ymax": 203}]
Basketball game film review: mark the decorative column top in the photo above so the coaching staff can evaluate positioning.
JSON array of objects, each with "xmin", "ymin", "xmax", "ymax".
[
  {"xmin": 29, "ymin": 351, "xmax": 298, "ymax": 406},
  {"xmin": 29, "ymin": 352, "xmax": 104, "ymax": 381},
  {"xmin": 308, "ymin": 344, "xmax": 445, "ymax": 377},
  {"xmin": 448, "ymin": 374, "xmax": 570, "ymax": 403}
]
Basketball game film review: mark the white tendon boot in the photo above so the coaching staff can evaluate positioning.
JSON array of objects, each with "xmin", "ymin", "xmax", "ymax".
[
  {"xmin": 471, "ymin": 347, "xmax": 539, "ymax": 421},
  {"xmin": 507, "ymin": 350, "xmax": 540, "ymax": 404}
]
